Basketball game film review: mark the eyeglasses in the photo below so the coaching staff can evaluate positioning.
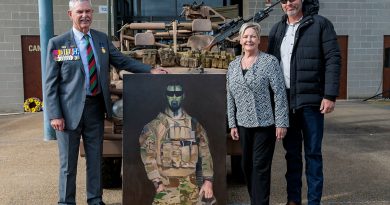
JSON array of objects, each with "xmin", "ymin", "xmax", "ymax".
[
  {"xmin": 280, "ymin": 0, "xmax": 296, "ymax": 4},
  {"xmin": 166, "ymin": 91, "xmax": 184, "ymax": 97}
]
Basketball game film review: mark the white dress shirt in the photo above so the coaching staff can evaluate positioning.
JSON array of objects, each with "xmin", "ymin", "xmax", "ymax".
[
  {"xmin": 72, "ymin": 27, "xmax": 101, "ymax": 95},
  {"xmin": 280, "ymin": 18, "xmax": 302, "ymax": 89}
]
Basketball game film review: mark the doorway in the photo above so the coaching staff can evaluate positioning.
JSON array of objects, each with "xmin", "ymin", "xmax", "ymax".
[
  {"xmin": 383, "ymin": 35, "xmax": 390, "ymax": 98},
  {"xmin": 21, "ymin": 35, "xmax": 42, "ymax": 101}
]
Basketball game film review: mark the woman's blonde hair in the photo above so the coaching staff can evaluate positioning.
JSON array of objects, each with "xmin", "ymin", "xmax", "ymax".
[{"xmin": 239, "ymin": 22, "xmax": 261, "ymax": 39}]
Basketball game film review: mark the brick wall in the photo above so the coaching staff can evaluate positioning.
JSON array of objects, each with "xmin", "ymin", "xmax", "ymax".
[
  {"xmin": 0, "ymin": 0, "xmax": 109, "ymax": 113},
  {"xmin": 250, "ymin": 0, "xmax": 390, "ymax": 99}
]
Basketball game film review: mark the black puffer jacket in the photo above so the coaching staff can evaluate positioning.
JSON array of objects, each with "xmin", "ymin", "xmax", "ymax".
[{"xmin": 267, "ymin": 0, "xmax": 341, "ymax": 110}]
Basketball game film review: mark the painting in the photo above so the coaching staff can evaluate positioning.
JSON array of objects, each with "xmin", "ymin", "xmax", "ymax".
[{"xmin": 122, "ymin": 74, "xmax": 227, "ymax": 205}]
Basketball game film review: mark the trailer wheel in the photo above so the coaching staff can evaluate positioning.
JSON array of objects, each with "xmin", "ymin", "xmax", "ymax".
[{"xmin": 102, "ymin": 157, "xmax": 122, "ymax": 188}]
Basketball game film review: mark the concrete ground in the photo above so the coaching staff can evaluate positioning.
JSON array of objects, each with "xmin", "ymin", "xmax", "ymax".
[{"xmin": 0, "ymin": 100, "xmax": 389, "ymax": 205}]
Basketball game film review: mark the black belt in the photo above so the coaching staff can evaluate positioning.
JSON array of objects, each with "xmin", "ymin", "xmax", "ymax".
[
  {"xmin": 86, "ymin": 93, "xmax": 102, "ymax": 99},
  {"xmin": 85, "ymin": 94, "xmax": 103, "ymax": 103}
]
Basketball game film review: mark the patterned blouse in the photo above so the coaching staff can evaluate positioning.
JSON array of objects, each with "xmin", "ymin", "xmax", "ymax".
[{"xmin": 227, "ymin": 52, "xmax": 289, "ymax": 128}]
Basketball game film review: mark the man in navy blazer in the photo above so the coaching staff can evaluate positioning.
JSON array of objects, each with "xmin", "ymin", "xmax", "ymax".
[{"xmin": 45, "ymin": 0, "xmax": 167, "ymax": 204}]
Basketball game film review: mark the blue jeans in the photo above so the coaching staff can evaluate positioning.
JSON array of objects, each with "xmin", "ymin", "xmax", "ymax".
[{"xmin": 283, "ymin": 106, "xmax": 324, "ymax": 205}]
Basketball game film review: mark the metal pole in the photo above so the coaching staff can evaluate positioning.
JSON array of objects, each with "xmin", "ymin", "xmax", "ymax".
[
  {"xmin": 113, "ymin": 0, "xmax": 118, "ymax": 38},
  {"xmin": 175, "ymin": 0, "xmax": 177, "ymax": 16},
  {"xmin": 172, "ymin": 20, "xmax": 177, "ymax": 53},
  {"xmin": 108, "ymin": 0, "xmax": 112, "ymax": 39},
  {"xmin": 38, "ymin": 0, "xmax": 56, "ymax": 140},
  {"xmin": 136, "ymin": 0, "xmax": 141, "ymax": 18}
]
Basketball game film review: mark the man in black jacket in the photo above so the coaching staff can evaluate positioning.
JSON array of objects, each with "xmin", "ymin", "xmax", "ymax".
[{"xmin": 267, "ymin": 0, "xmax": 341, "ymax": 204}]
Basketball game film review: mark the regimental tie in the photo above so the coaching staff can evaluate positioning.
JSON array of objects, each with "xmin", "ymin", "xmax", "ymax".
[{"xmin": 85, "ymin": 34, "xmax": 98, "ymax": 96}]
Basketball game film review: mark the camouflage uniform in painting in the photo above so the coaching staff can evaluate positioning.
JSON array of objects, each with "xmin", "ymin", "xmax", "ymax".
[{"xmin": 140, "ymin": 110, "xmax": 213, "ymax": 205}]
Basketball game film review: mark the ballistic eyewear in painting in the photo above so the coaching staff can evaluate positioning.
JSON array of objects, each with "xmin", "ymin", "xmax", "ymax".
[
  {"xmin": 166, "ymin": 91, "xmax": 184, "ymax": 97},
  {"xmin": 280, "ymin": 0, "xmax": 297, "ymax": 4}
]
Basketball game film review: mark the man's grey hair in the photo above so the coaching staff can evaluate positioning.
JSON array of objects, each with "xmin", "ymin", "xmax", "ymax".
[
  {"xmin": 239, "ymin": 22, "xmax": 261, "ymax": 39},
  {"xmin": 69, "ymin": 0, "xmax": 92, "ymax": 10}
]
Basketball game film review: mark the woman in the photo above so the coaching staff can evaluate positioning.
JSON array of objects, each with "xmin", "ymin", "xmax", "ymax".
[{"xmin": 226, "ymin": 22, "xmax": 289, "ymax": 205}]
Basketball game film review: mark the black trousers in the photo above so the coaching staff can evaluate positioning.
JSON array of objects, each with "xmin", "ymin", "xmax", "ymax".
[{"xmin": 238, "ymin": 126, "xmax": 276, "ymax": 205}]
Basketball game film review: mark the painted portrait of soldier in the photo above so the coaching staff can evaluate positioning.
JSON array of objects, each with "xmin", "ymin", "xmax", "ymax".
[
  {"xmin": 139, "ymin": 83, "xmax": 215, "ymax": 204},
  {"xmin": 122, "ymin": 74, "xmax": 227, "ymax": 205}
]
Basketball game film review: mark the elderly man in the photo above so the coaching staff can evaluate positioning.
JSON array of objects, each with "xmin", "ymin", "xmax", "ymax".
[{"xmin": 45, "ymin": 0, "xmax": 167, "ymax": 204}]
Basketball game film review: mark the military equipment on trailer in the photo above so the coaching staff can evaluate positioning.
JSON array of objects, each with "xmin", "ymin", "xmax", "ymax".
[
  {"xmin": 205, "ymin": 0, "xmax": 281, "ymax": 50},
  {"xmin": 181, "ymin": 1, "xmax": 227, "ymax": 22}
]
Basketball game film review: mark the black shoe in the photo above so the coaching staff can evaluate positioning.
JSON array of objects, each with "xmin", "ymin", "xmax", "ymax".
[
  {"xmin": 286, "ymin": 202, "xmax": 301, "ymax": 205},
  {"xmin": 91, "ymin": 202, "xmax": 105, "ymax": 205}
]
